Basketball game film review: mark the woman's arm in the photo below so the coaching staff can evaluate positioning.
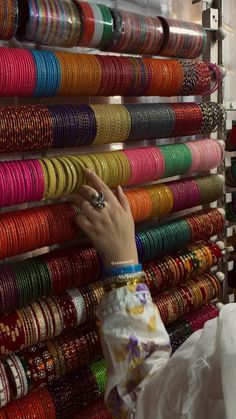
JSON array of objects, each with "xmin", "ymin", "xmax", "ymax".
[
  {"xmin": 97, "ymin": 283, "xmax": 171, "ymax": 418},
  {"xmin": 75, "ymin": 170, "xmax": 171, "ymax": 418}
]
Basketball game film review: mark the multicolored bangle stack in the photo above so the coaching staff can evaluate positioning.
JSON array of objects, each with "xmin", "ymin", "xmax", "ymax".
[
  {"xmin": 126, "ymin": 174, "xmax": 224, "ymax": 222},
  {"xmin": 2, "ymin": 0, "xmax": 207, "ymax": 59},
  {"xmin": 103, "ymin": 264, "xmax": 145, "ymax": 292},
  {"xmin": 0, "ymin": 297, "xmax": 218, "ymax": 418},
  {"xmin": 0, "ymin": 237, "xmax": 223, "ymax": 356},
  {"xmin": 0, "ymin": 240, "xmax": 220, "ymax": 313},
  {"xmin": 144, "ymin": 241, "xmax": 222, "ymax": 295},
  {"xmin": 75, "ymin": 1, "xmax": 113, "ymax": 49},
  {"xmin": 106, "ymin": 8, "xmax": 163, "ymax": 54},
  {"xmin": 0, "ymin": 205, "xmax": 224, "ymax": 260},
  {"xmin": 0, "ymin": 103, "xmax": 225, "ymax": 152},
  {"xmin": 0, "ymin": 2, "xmax": 226, "ymax": 417},
  {"xmin": 0, "ymin": 143, "xmax": 224, "ymax": 207},
  {"xmin": 0, "ymin": 0, "xmax": 18, "ymax": 40},
  {"xmin": 0, "ymin": 269, "xmax": 221, "ymax": 406},
  {"xmin": 136, "ymin": 208, "xmax": 224, "ymax": 262},
  {"xmin": 0, "ymin": 48, "xmax": 222, "ymax": 97},
  {"xmin": 153, "ymin": 272, "xmax": 221, "ymax": 324},
  {"xmin": 75, "ymin": 397, "xmax": 112, "ymax": 419},
  {"xmin": 0, "ymin": 247, "xmax": 100, "ymax": 313},
  {"xmin": 5, "ymin": 323, "xmax": 102, "ymax": 392},
  {"xmin": 0, "ymin": 281, "xmax": 106, "ymax": 355},
  {"xmin": 0, "ymin": 358, "xmax": 107, "ymax": 414},
  {"xmin": 167, "ymin": 303, "xmax": 219, "ymax": 353},
  {"xmin": 17, "ymin": 0, "xmax": 81, "ymax": 47},
  {"xmin": 0, "ymin": 269, "xmax": 221, "ymax": 410},
  {"xmin": 158, "ymin": 16, "xmax": 207, "ymax": 58}
]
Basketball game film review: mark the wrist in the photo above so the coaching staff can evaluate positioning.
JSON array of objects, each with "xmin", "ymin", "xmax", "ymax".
[
  {"xmin": 102, "ymin": 249, "xmax": 139, "ymax": 269},
  {"xmin": 103, "ymin": 263, "xmax": 143, "ymax": 278},
  {"xmin": 103, "ymin": 271, "xmax": 146, "ymax": 293}
]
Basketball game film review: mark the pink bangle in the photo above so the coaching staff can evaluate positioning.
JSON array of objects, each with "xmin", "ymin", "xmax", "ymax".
[
  {"xmin": 0, "ymin": 48, "xmax": 36, "ymax": 97},
  {"xmin": 124, "ymin": 147, "xmax": 165, "ymax": 185},
  {"xmin": 29, "ymin": 159, "xmax": 45, "ymax": 201}
]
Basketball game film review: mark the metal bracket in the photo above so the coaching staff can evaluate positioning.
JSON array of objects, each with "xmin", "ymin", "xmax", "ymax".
[
  {"xmin": 225, "ymin": 101, "xmax": 236, "ymax": 112},
  {"xmin": 192, "ymin": 0, "xmax": 213, "ymax": 4}
]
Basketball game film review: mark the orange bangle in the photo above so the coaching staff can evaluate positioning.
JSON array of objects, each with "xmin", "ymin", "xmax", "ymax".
[
  {"xmin": 77, "ymin": 1, "xmax": 95, "ymax": 46},
  {"xmin": 145, "ymin": 58, "xmax": 164, "ymax": 95},
  {"xmin": 168, "ymin": 60, "xmax": 184, "ymax": 95}
]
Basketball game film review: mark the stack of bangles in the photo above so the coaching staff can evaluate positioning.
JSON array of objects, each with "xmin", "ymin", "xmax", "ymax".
[
  {"xmin": 0, "ymin": 298, "xmax": 219, "ymax": 419},
  {"xmin": 3, "ymin": 324, "xmax": 102, "ymax": 393},
  {"xmin": 75, "ymin": 398, "xmax": 112, "ymax": 419},
  {"xmin": 0, "ymin": 270, "xmax": 221, "ymax": 356},
  {"xmin": 0, "ymin": 141, "xmax": 225, "ymax": 207},
  {"xmin": 0, "ymin": 302, "xmax": 220, "ymax": 405},
  {"xmin": 144, "ymin": 241, "xmax": 222, "ymax": 295},
  {"xmin": 0, "ymin": 240, "xmax": 221, "ymax": 313},
  {"xmin": 0, "ymin": 103, "xmax": 225, "ymax": 152},
  {"xmin": 0, "ymin": 0, "xmax": 18, "ymax": 40},
  {"xmin": 0, "ymin": 358, "xmax": 107, "ymax": 414},
  {"xmin": 0, "ymin": 48, "xmax": 222, "ymax": 97},
  {"xmin": 14, "ymin": 0, "xmax": 207, "ymax": 59},
  {"xmin": 166, "ymin": 303, "xmax": 219, "ymax": 353},
  {"xmin": 153, "ymin": 272, "xmax": 221, "ymax": 324},
  {"xmin": 136, "ymin": 208, "xmax": 224, "ymax": 262},
  {"xmin": 0, "ymin": 206, "xmax": 224, "ymax": 259}
]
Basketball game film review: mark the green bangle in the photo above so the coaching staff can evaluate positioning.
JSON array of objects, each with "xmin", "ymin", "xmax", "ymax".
[
  {"xmin": 160, "ymin": 143, "xmax": 192, "ymax": 178},
  {"xmin": 90, "ymin": 359, "xmax": 107, "ymax": 395},
  {"xmin": 98, "ymin": 4, "xmax": 113, "ymax": 49}
]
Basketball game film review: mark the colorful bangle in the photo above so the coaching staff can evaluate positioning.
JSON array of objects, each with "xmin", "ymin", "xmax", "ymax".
[{"xmin": 104, "ymin": 263, "xmax": 143, "ymax": 278}]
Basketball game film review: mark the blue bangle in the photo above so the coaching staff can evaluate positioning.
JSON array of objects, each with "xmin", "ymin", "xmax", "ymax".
[{"xmin": 104, "ymin": 263, "xmax": 143, "ymax": 278}]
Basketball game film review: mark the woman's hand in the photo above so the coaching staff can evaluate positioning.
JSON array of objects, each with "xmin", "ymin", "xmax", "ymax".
[{"xmin": 75, "ymin": 169, "xmax": 138, "ymax": 268}]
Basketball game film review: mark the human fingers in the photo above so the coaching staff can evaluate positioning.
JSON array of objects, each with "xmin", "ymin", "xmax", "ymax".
[
  {"xmin": 84, "ymin": 169, "xmax": 118, "ymax": 205},
  {"xmin": 116, "ymin": 185, "xmax": 132, "ymax": 213},
  {"xmin": 75, "ymin": 195, "xmax": 102, "ymax": 223}
]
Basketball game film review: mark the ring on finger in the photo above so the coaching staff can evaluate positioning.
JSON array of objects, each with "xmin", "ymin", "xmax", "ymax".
[{"xmin": 89, "ymin": 191, "xmax": 106, "ymax": 209}]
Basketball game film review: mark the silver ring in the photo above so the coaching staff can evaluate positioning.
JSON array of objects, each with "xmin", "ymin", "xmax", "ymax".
[{"xmin": 90, "ymin": 191, "xmax": 106, "ymax": 209}]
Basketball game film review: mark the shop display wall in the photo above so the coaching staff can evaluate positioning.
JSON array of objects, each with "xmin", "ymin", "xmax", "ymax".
[{"xmin": 0, "ymin": 0, "xmax": 228, "ymax": 417}]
